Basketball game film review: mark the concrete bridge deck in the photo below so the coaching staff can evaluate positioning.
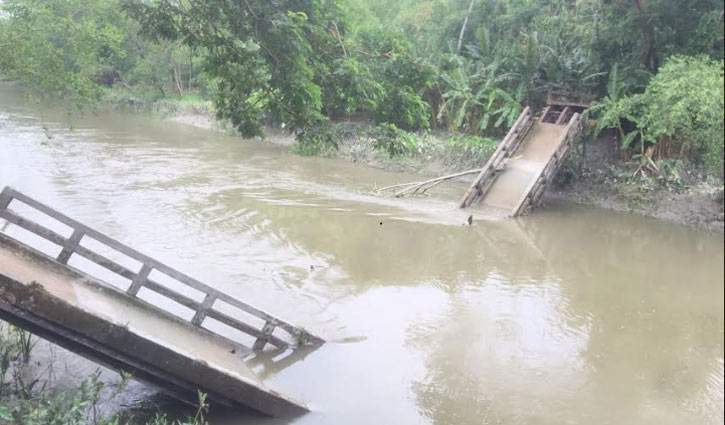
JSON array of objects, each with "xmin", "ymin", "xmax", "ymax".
[
  {"xmin": 0, "ymin": 187, "xmax": 323, "ymax": 417},
  {"xmin": 460, "ymin": 105, "xmax": 585, "ymax": 216}
]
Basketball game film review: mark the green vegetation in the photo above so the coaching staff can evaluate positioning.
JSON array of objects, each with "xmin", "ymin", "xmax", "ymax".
[
  {"xmin": 591, "ymin": 55, "xmax": 724, "ymax": 181},
  {"xmin": 1, "ymin": 0, "xmax": 722, "ymax": 175},
  {"xmin": 0, "ymin": 324, "xmax": 208, "ymax": 425},
  {"xmin": 369, "ymin": 123, "xmax": 420, "ymax": 157},
  {"xmin": 598, "ymin": 56, "xmax": 723, "ymax": 174},
  {"xmin": 291, "ymin": 124, "xmax": 340, "ymax": 157},
  {"xmin": 1, "ymin": 0, "xmax": 721, "ymax": 179},
  {"xmin": 0, "ymin": 0, "xmax": 211, "ymax": 118},
  {"xmin": 638, "ymin": 56, "xmax": 723, "ymax": 175}
]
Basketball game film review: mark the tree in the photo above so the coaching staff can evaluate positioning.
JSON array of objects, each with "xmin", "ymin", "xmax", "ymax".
[
  {"xmin": 0, "ymin": 0, "xmax": 130, "ymax": 116},
  {"xmin": 632, "ymin": 56, "xmax": 724, "ymax": 174},
  {"xmin": 591, "ymin": 0, "xmax": 723, "ymax": 74},
  {"xmin": 456, "ymin": 0, "xmax": 476, "ymax": 53},
  {"xmin": 124, "ymin": 0, "xmax": 344, "ymax": 137}
]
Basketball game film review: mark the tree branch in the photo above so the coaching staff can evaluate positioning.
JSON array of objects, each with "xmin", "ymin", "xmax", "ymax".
[
  {"xmin": 377, "ymin": 168, "xmax": 483, "ymax": 197},
  {"xmin": 457, "ymin": 0, "xmax": 476, "ymax": 53}
]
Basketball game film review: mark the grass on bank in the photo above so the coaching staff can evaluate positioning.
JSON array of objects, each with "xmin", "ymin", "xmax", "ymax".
[
  {"xmin": 292, "ymin": 121, "xmax": 500, "ymax": 175},
  {"xmin": 103, "ymin": 88, "xmax": 214, "ymax": 118},
  {"xmin": 0, "ymin": 323, "xmax": 208, "ymax": 425}
]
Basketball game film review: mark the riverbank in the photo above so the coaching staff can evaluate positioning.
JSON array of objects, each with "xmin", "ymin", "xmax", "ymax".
[
  {"xmin": 104, "ymin": 88, "xmax": 223, "ymax": 131},
  {"xmin": 345, "ymin": 128, "xmax": 724, "ymax": 231},
  {"xmin": 101, "ymin": 88, "xmax": 725, "ymax": 231},
  {"xmin": 0, "ymin": 323, "xmax": 204, "ymax": 425},
  {"xmin": 547, "ymin": 156, "xmax": 725, "ymax": 232},
  {"xmin": 545, "ymin": 130, "xmax": 724, "ymax": 231},
  {"xmin": 160, "ymin": 108, "xmax": 723, "ymax": 232}
]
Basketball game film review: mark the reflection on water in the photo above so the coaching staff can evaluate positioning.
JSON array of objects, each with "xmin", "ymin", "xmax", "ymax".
[
  {"xmin": 411, "ymin": 278, "xmax": 590, "ymax": 425},
  {"xmin": 1, "ymin": 85, "xmax": 723, "ymax": 424}
]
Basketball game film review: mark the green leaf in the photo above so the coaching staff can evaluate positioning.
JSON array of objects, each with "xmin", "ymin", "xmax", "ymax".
[{"xmin": 621, "ymin": 131, "xmax": 638, "ymax": 149}]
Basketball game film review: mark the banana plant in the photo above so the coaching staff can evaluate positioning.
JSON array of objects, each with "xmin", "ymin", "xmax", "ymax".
[
  {"xmin": 437, "ymin": 47, "xmax": 521, "ymax": 134},
  {"xmin": 591, "ymin": 63, "xmax": 625, "ymax": 136}
]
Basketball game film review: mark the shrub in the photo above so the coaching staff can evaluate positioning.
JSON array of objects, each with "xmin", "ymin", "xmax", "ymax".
[
  {"xmin": 440, "ymin": 134, "xmax": 499, "ymax": 170},
  {"xmin": 594, "ymin": 56, "xmax": 724, "ymax": 177},
  {"xmin": 374, "ymin": 86, "xmax": 430, "ymax": 131},
  {"xmin": 291, "ymin": 124, "xmax": 339, "ymax": 157},
  {"xmin": 446, "ymin": 134, "xmax": 498, "ymax": 157},
  {"xmin": 633, "ymin": 55, "xmax": 724, "ymax": 175},
  {"xmin": 369, "ymin": 123, "xmax": 419, "ymax": 157}
]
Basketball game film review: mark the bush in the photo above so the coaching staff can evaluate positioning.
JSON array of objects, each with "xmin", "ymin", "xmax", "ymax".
[
  {"xmin": 1, "ymin": 322, "xmax": 209, "ymax": 425},
  {"xmin": 632, "ymin": 55, "xmax": 724, "ymax": 176},
  {"xmin": 291, "ymin": 124, "xmax": 339, "ymax": 157},
  {"xmin": 440, "ymin": 134, "xmax": 499, "ymax": 170},
  {"xmin": 374, "ymin": 86, "xmax": 430, "ymax": 131},
  {"xmin": 369, "ymin": 123, "xmax": 419, "ymax": 157},
  {"xmin": 446, "ymin": 134, "xmax": 498, "ymax": 158},
  {"xmin": 1, "ymin": 373, "xmax": 105, "ymax": 425},
  {"xmin": 595, "ymin": 56, "xmax": 724, "ymax": 177}
]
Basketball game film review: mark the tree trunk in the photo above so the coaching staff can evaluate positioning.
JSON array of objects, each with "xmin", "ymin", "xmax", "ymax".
[
  {"xmin": 173, "ymin": 66, "xmax": 184, "ymax": 96},
  {"xmin": 628, "ymin": 0, "xmax": 659, "ymax": 70},
  {"xmin": 188, "ymin": 46, "xmax": 193, "ymax": 93},
  {"xmin": 457, "ymin": 0, "xmax": 476, "ymax": 53}
]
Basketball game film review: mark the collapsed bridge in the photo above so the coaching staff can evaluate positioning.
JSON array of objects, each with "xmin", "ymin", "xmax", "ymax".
[
  {"xmin": 460, "ymin": 100, "xmax": 586, "ymax": 217},
  {"xmin": 377, "ymin": 90, "xmax": 588, "ymax": 218},
  {"xmin": 0, "ymin": 186, "xmax": 323, "ymax": 417}
]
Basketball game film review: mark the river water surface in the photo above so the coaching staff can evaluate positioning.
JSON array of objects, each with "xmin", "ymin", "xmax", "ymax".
[{"xmin": 0, "ymin": 86, "xmax": 723, "ymax": 425}]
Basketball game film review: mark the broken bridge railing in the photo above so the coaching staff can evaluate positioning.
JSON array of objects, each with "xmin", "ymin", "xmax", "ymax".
[
  {"xmin": 0, "ymin": 186, "xmax": 323, "ymax": 352},
  {"xmin": 459, "ymin": 106, "xmax": 534, "ymax": 208}
]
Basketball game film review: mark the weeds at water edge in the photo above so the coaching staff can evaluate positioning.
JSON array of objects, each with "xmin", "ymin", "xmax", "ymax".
[{"xmin": 0, "ymin": 322, "xmax": 209, "ymax": 425}]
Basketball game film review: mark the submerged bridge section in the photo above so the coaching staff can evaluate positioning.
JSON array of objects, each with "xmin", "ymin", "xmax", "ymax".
[
  {"xmin": 0, "ymin": 187, "xmax": 323, "ymax": 417},
  {"xmin": 459, "ymin": 102, "xmax": 585, "ymax": 217}
]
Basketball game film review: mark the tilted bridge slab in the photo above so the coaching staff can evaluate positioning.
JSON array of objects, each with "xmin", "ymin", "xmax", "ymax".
[
  {"xmin": 0, "ymin": 186, "xmax": 323, "ymax": 417},
  {"xmin": 460, "ymin": 102, "xmax": 586, "ymax": 217}
]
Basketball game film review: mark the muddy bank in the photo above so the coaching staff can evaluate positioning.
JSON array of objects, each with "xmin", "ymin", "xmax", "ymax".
[
  {"xmin": 337, "ymin": 128, "xmax": 724, "ymax": 232},
  {"xmin": 546, "ymin": 175, "xmax": 724, "ymax": 232},
  {"xmin": 325, "ymin": 130, "xmax": 723, "ymax": 232},
  {"xmin": 546, "ymin": 131, "xmax": 724, "ymax": 232},
  {"xmin": 543, "ymin": 178, "xmax": 723, "ymax": 232},
  {"xmin": 105, "ymin": 89, "xmax": 223, "ymax": 131}
]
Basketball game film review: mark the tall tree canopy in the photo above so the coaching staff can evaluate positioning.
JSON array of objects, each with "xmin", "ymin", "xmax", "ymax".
[
  {"xmin": 1, "ymin": 0, "xmax": 722, "ymax": 169},
  {"xmin": 124, "ymin": 0, "xmax": 345, "ymax": 137},
  {"xmin": 0, "ymin": 0, "xmax": 130, "ymax": 115}
]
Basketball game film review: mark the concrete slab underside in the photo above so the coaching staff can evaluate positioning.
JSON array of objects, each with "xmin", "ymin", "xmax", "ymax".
[{"xmin": 0, "ymin": 234, "xmax": 307, "ymax": 417}]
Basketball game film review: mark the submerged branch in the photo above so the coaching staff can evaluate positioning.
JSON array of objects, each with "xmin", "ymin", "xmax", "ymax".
[{"xmin": 377, "ymin": 168, "xmax": 483, "ymax": 197}]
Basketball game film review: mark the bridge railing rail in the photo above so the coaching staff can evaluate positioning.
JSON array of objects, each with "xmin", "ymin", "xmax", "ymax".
[
  {"xmin": 459, "ymin": 106, "xmax": 533, "ymax": 208},
  {"xmin": 0, "ymin": 186, "xmax": 323, "ymax": 351}
]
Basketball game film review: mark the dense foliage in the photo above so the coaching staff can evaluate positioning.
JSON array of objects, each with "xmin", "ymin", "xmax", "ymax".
[
  {"xmin": 0, "ymin": 0, "xmax": 209, "ymax": 116},
  {"xmin": 0, "ymin": 0, "xmax": 128, "ymax": 115},
  {"xmin": 629, "ymin": 56, "xmax": 723, "ymax": 174},
  {"xmin": 0, "ymin": 0, "xmax": 723, "ymax": 173},
  {"xmin": 0, "ymin": 1, "xmax": 723, "ymax": 419}
]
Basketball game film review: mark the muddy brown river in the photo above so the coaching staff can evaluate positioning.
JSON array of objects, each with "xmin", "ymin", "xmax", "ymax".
[{"xmin": 1, "ymin": 85, "xmax": 723, "ymax": 425}]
